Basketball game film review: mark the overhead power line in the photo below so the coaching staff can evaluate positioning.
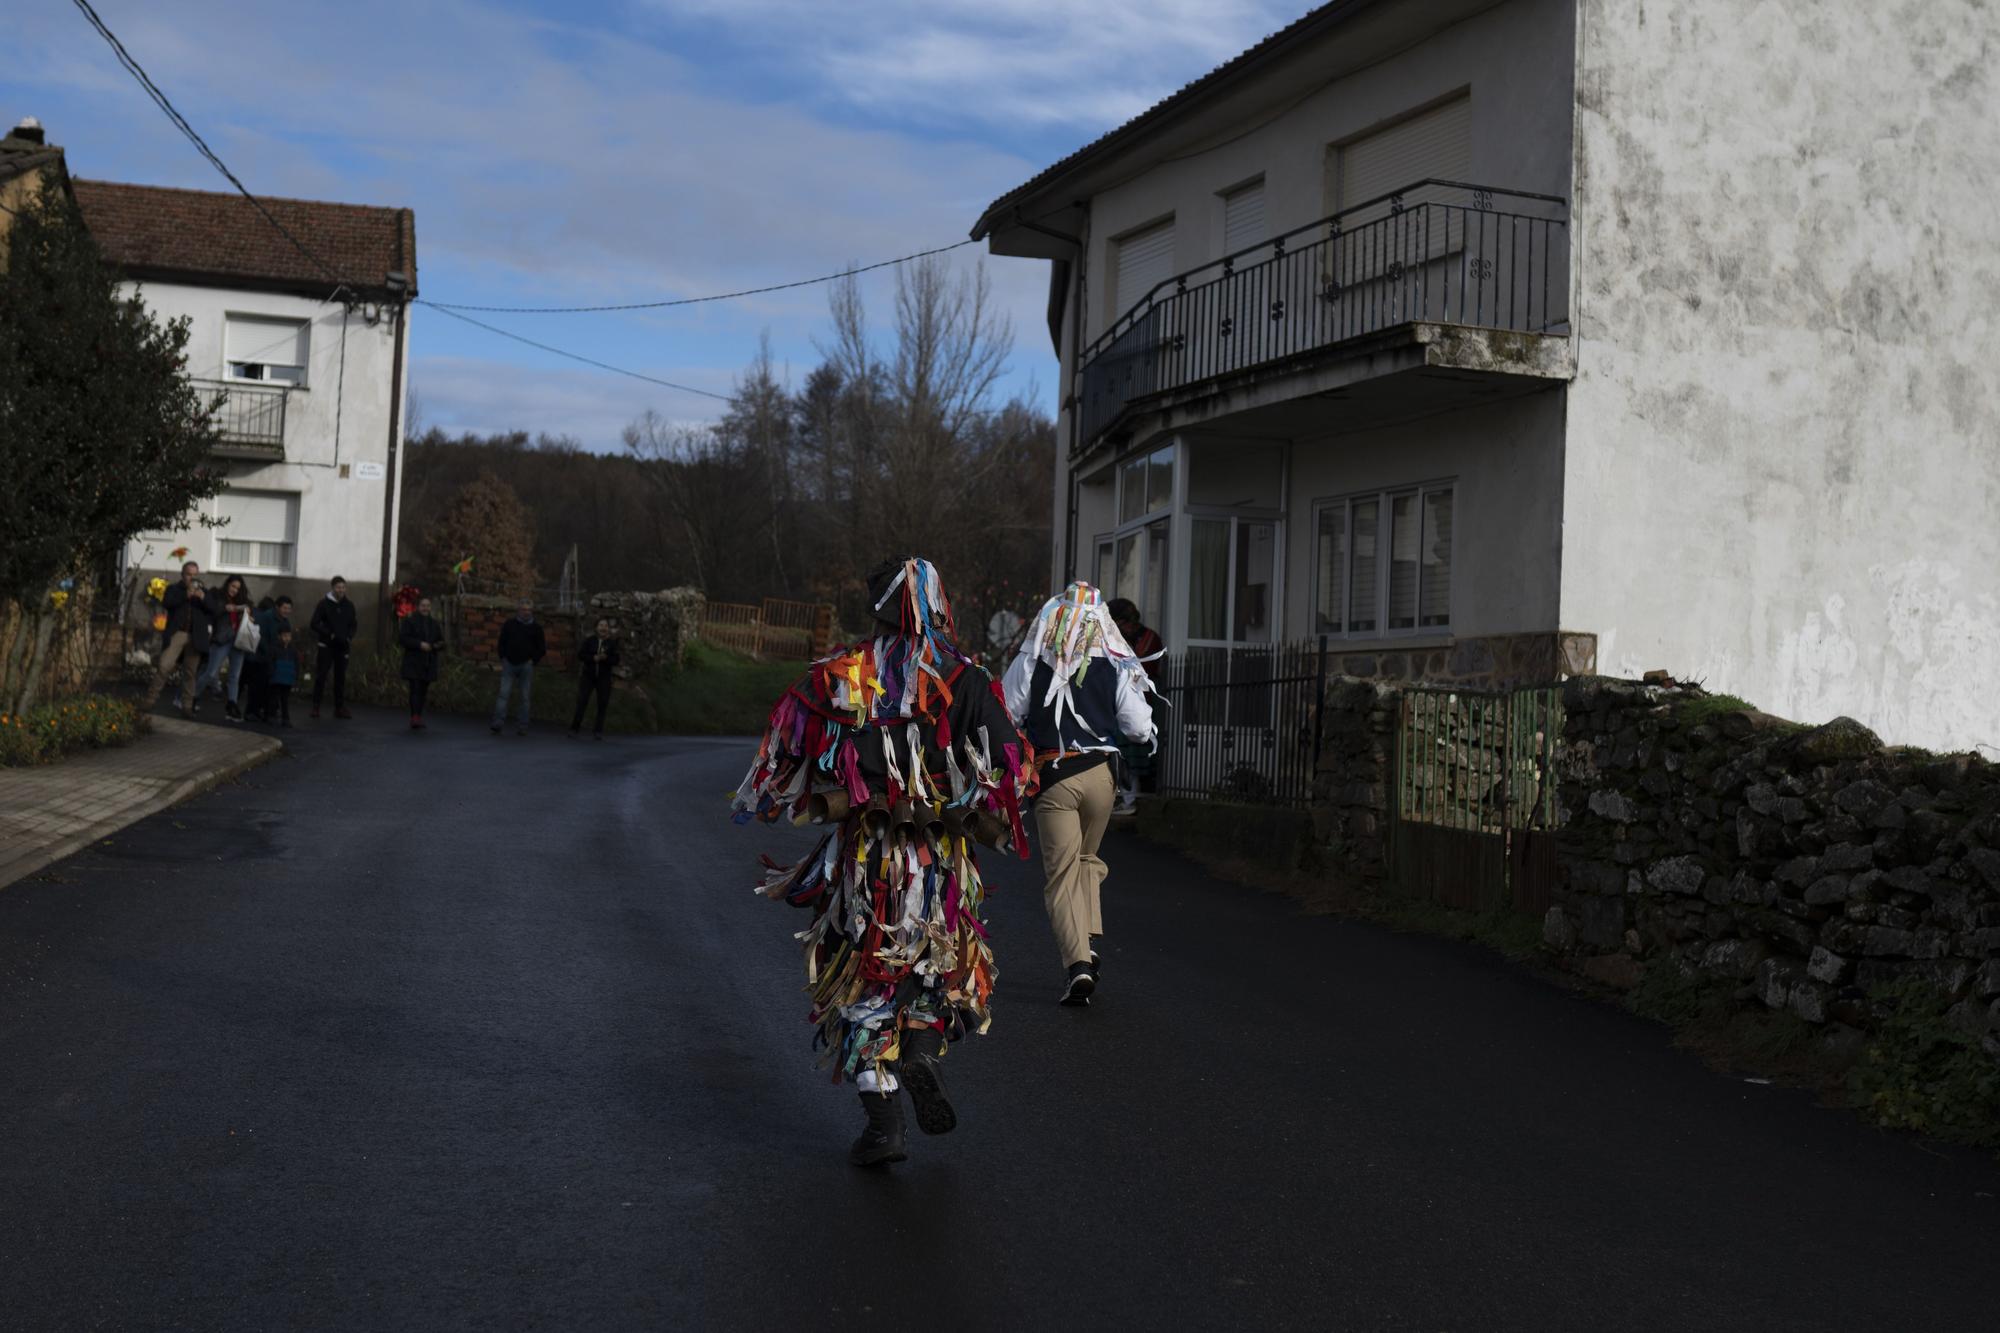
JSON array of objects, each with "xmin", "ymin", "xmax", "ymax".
[
  {"xmin": 416, "ymin": 301, "xmax": 731, "ymax": 400},
  {"xmin": 422, "ymin": 239, "xmax": 982, "ymax": 314}
]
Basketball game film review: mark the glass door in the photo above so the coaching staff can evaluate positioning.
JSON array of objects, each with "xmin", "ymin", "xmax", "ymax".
[{"xmin": 1183, "ymin": 513, "xmax": 1281, "ymax": 728}]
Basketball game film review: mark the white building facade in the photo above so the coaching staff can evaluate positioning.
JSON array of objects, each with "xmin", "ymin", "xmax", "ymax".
[
  {"xmin": 975, "ymin": 0, "xmax": 2000, "ymax": 752},
  {"xmin": 75, "ymin": 181, "xmax": 416, "ymax": 643}
]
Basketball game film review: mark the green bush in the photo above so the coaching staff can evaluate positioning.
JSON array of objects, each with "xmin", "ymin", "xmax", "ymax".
[
  {"xmin": 1847, "ymin": 978, "xmax": 2000, "ymax": 1149},
  {"xmin": 339, "ymin": 639, "xmax": 807, "ymax": 736},
  {"xmin": 0, "ymin": 694, "xmax": 149, "ymax": 766}
]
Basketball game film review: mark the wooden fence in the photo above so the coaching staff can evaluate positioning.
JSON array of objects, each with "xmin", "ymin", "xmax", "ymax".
[{"xmin": 701, "ymin": 598, "xmax": 834, "ymax": 661}]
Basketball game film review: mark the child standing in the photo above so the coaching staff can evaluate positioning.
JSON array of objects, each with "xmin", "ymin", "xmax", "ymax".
[{"xmin": 268, "ymin": 627, "xmax": 300, "ymax": 727}]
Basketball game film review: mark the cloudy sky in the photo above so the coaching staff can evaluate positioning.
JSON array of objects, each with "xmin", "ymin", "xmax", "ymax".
[{"xmin": 13, "ymin": 0, "xmax": 1307, "ymax": 448}]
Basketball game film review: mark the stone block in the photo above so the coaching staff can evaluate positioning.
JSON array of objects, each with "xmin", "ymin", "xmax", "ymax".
[
  {"xmin": 1788, "ymin": 981, "xmax": 1833, "ymax": 1024},
  {"xmin": 1861, "ymin": 926, "xmax": 1917, "ymax": 957},
  {"xmin": 1588, "ymin": 789, "xmax": 1638, "ymax": 823},
  {"xmin": 1576, "ymin": 895, "xmax": 1628, "ymax": 950},
  {"xmin": 1647, "ymin": 855, "xmax": 1707, "ymax": 896},
  {"xmin": 1756, "ymin": 957, "xmax": 1802, "ymax": 1010},
  {"xmin": 1975, "ymin": 959, "xmax": 2000, "ymax": 998},
  {"xmin": 1832, "ymin": 778, "xmax": 1897, "ymax": 818},
  {"xmin": 1962, "ymin": 847, "xmax": 2000, "ymax": 893},
  {"xmin": 1807, "ymin": 946, "xmax": 1851, "ymax": 985},
  {"xmin": 1774, "ymin": 856, "xmax": 1818, "ymax": 886},
  {"xmin": 1542, "ymin": 906, "xmax": 1575, "ymax": 953},
  {"xmin": 1744, "ymin": 783, "xmax": 1780, "ymax": 816},
  {"xmin": 1702, "ymin": 938, "xmax": 1767, "ymax": 980},
  {"xmin": 1803, "ymin": 875, "xmax": 1851, "ymax": 907},
  {"xmin": 1786, "ymin": 717, "xmax": 1882, "ymax": 766},
  {"xmin": 1817, "ymin": 842, "xmax": 1875, "ymax": 874}
]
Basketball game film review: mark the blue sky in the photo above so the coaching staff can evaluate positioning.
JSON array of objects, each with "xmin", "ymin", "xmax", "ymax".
[{"xmin": 12, "ymin": 0, "xmax": 1306, "ymax": 449}]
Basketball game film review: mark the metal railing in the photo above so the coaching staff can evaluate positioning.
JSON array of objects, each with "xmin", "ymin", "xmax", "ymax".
[
  {"xmin": 701, "ymin": 598, "xmax": 835, "ymax": 661},
  {"xmin": 1078, "ymin": 180, "xmax": 1569, "ymax": 448},
  {"xmin": 1153, "ymin": 637, "xmax": 1326, "ymax": 809},
  {"xmin": 195, "ymin": 378, "xmax": 288, "ymax": 455}
]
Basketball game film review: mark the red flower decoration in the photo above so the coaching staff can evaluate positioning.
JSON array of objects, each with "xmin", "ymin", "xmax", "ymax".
[{"xmin": 391, "ymin": 584, "xmax": 423, "ymax": 619}]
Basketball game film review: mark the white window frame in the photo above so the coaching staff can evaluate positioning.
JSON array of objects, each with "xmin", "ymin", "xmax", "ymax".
[
  {"xmin": 1312, "ymin": 479, "xmax": 1456, "ymax": 640},
  {"xmin": 223, "ymin": 312, "xmax": 311, "ymax": 388},
  {"xmin": 1092, "ymin": 442, "xmax": 1178, "ymax": 639},
  {"xmin": 210, "ymin": 490, "xmax": 300, "ymax": 577}
]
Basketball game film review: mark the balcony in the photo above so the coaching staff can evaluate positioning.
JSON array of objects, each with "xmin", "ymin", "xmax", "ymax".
[
  {"xmin": 195, "ymin": 378, "xmax": 288, "ymax": 460},
  {"xmin": 1076, "ymin": 181, "xmax": 1571, "ymax": 455}
]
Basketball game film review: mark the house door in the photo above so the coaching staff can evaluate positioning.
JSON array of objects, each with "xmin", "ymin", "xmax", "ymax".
[{"xmin": 1174, "ymin": 511, "xmax": 1282, "ymax": 733}]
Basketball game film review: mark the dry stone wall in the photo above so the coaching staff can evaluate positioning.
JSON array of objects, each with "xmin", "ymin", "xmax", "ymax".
[
  {"xmin": 1547, "ymin": 678, "xmax": 2000, "ymax": 1060},
  {"xmin": 451, "ymin": 586, "xmax": 702, "ymax": 677}
]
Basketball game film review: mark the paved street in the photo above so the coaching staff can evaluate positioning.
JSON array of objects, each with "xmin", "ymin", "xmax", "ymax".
[{"xmin": 2, "ymin": 710, "xmax": 1997, "ymax": 1331}]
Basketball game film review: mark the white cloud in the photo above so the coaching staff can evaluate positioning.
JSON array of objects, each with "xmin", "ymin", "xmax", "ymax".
[{"xmin": 655, "ymin": 0, "xmax": 1313, "ymax": 129}]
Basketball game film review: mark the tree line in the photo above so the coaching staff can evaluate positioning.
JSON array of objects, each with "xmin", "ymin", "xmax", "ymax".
[{"xmin": 401, "ymin": 258, "xmax": 1055, "ymax": 653}]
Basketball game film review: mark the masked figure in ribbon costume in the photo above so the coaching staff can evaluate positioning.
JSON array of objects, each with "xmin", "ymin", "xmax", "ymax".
[
  {"xmin": 733, "ymin": 556, "xmax": 1034, "ymax": 1167},
  {"xmin": 1003, "ymin": 581, "xmax": 1161, "ymax": 1006}
]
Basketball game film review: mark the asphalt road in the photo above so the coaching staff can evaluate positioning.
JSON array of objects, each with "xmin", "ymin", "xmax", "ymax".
[{"xmin": 3, "ymin": 708, "xmax": 1997, "ymax": 1331}]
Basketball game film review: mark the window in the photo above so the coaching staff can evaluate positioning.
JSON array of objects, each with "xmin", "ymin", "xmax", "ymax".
[
  {"xmin": 1314, "ymin": 482, "xmax": 1454, "ymax": 637},
  {"xmin": 1326, "ymin": 96, "xmax": 1473, "ymax": 283},
  {"xmin": 1111, "ymin": 217, "xmax": 1176, "ymax": 315},
  {"xmin": 225, "ymin": 314, "xmax": 309, "ymax": 386},
  {"xmin": 214, "ymin": 489, "xmax": 299, "ymax": 575},
  {"xmin": 1095, "ymin": 442, "xmax": 1175, "ymax": 635},
  {"xmin": 1221, "ymin": 178, "xmax": 1266, "ymax": 254}
]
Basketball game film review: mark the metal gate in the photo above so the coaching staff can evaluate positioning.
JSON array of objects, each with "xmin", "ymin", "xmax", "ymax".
[
  {"xmin": 1155, "ymin": 638, "xmax": 1327, "ymax": 809},
  {"xmin": 1388, "ymin": 685, "xmax": 1562, "ymax": 913}
]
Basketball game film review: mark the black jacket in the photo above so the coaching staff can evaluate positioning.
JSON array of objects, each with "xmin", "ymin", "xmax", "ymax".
[
  {"xmin": 253, "ymin": 610, "xmax": 292, "ymax": 663},
  {"xmin": 497, "ymin": 617, "xmax": 547, "ymax": 666},
  {"xmin": 167, "ymin": 591, "xmax": 217, "ymax": 653},
  {"xmin": 311, "ymin": 595, "xmax": 358, "ymax": 649},
  {"xmin": 578, "ymin": 634, "xmax": 621, "ymax": 682},
  {"xmin": 399, "ymin": 613, "xmax": 445, "ymax": 682}
]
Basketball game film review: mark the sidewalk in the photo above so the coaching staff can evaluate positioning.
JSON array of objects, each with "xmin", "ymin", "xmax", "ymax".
[{"xmin": 0, "ymin": 716, "xmax": 281, "ymax": 890}]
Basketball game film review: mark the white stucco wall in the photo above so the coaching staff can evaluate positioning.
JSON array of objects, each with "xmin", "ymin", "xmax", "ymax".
[
  {"xmin": 121, "ymin": 281, "xmax": 409, "ymax": 597},
  {"xmin": 1080, "ymin": 0, "xmax": 1578, "ymax": 342},
  {"xmin": 1564, "ymin": 0, "xmax": 2000, "ymax": 751}
]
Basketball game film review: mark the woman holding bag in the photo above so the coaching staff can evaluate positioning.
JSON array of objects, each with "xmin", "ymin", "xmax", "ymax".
[{"xmin": 197, "ymin": 574, "xmax": 255, "ymax": 721}]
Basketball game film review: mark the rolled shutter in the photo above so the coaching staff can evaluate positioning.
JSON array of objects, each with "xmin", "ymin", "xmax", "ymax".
[
  {"xmin": 1112, "ymin": 218, "xmax": 1177, "ymax": 314},
  {"xmin": 1222, "ymin": 181, "xmax": 1266, "ymax": 254},
  {"xmin": 1335, "ymin": 96, "xmax": 1472, "ymax": 218}
]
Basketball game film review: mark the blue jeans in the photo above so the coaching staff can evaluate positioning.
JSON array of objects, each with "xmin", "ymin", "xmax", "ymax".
[
  {"xmin": 492, "ymin": 661, "xmax": 534, "ymax": 728},
  {"xmin": 196, "ymin": 641, "xmax": 244, "ymax": 701}
]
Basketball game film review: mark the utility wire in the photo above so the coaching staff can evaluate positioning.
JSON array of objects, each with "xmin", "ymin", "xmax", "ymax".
[
  {"xmin": 423, "ymin": 239, "xmax": 982, "ymax": 314},
  {"xmin": 418, "ymin": 301, "xmax": 731, "ymax": 400},
  {"xmin": 70, "ymin": 0, "xmax": 352, "ymax": 297}
]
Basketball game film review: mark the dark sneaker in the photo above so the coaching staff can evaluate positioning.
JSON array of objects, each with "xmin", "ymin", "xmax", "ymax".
[
  {"xmin": 897, "ymin": 1030, "xmax": 957, "ymax": 1136},
  {"xmin": 1060, "ymin": 961, "xmax": 1096, "ymax": 1007},
  {"xmin": 225, "ymin": 703, "xmax": 242, "ymax": 722},
  {"xmin": 849, "ymin": 1092, "xmax": 907, "ymax": 1167}
]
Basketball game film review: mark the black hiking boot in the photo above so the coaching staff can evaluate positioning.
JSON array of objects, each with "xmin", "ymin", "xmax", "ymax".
[
  {"xmin": 1060, "ymin": 960, "xmax": 1096, "ymax": 1007},
  {"xmin": 849, "ymin": 1091, "xmax": 907, "ymax": 1167},
  {"xmin": 898, "ymin": 1029, "xmax": 957, "ymax": 1137}
]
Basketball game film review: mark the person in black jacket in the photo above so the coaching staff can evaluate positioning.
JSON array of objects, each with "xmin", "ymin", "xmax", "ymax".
[
  {"xmin": 489, "ymin": 598, "xmax": 546, "ymax": 736},
  {"xmin": 150, "ymin": 572, "xmax": 214, "ymax": 715},
  {"xmin": 399, "ymin": 596, "xmax": 446, "ymax": 731},
  {"xmin": 241, "ymin": 595, "xmax": 292, "ymax": 724},
  {"xmin": 568, "ymin": 617, "xmax": 621, "ymax": 740},
  {"xmin": 309, "ymin": 576, "xmax": 359, "ymax": 720}
]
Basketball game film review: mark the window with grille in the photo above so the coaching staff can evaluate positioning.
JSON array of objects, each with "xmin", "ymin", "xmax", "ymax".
[
  {"xmin": 1313, "ymin": 482, "xmax": 1453, "ymax": 636},
  {"xmin": 215, "ymin": 489, "xmax": 299, "ymax": 575}
]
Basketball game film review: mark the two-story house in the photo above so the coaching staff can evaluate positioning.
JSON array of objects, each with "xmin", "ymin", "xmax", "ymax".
[
  {"xmin": 73, "ymin": 178, "xmax": 417, "ymax": 644},
  {"xmin": 974, "ymin": 0, "xmax": 2000, "ymax": 753}
]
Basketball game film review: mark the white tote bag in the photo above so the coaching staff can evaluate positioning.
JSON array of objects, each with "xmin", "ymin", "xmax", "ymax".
[{"xmin": 234, "ymin": 610, "xmax": 261, "ymax": 653}]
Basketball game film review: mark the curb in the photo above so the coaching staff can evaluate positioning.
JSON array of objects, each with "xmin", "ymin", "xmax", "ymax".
[{"xmin": 0, "ymin": 733, "xmax": 283, "ymax": 891}]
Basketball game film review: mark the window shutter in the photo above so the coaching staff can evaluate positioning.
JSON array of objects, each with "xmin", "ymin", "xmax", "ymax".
[
  {"xmin": 224, "ymin": 315, "xmax": 310, "ymax": 371},
  {"xmin": 1112, "ymin": 218, "xmax": 1177, "ymax": 314},
  {"xmin": 217, "ymin": 489, "xmax": 299, "ymax": 541},
  {"xmin": 1222, "ymin": 181, "xmax": 1266, "ymax": 254},
  {"xmin": 1334, "ymin": 96, "xmax": 1472, "ymax": 218}
]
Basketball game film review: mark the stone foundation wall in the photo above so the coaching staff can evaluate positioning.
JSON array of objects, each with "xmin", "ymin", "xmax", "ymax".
[
  {"xmin": 1313, "ymin": 677, "xmax": 1400, "ymax": 894},
  {"xmin": 1546, "ymin": 677, "xmax": 2000, "ymax": 1060}
]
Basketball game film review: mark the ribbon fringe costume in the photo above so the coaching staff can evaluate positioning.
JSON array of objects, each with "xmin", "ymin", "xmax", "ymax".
[{"xmin": 732, "ymin": 560, "xmax": 1032, "ymax": 1085}]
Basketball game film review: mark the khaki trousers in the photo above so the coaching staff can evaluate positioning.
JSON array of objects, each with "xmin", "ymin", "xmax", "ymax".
[
  {"xmin": 1034, "ymin": 761, "xmax": 1114, "ymax": 968},
  {"xmin": 152, "ymin": 631, "xmax": 197, "ymax": 709}
]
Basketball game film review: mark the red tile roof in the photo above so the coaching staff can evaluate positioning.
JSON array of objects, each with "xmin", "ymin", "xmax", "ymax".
[
  {"xmin": 72, "ymin": 179, "xmax": 417, "ymax": 300},
  {"xmin": 971, "ymin": 0, "xmax": 1379, "ymax": 239}
]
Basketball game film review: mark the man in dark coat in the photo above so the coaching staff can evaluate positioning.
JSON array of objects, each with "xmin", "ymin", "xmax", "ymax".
[
  {"xmin": 309, "ymin": 576, "xmax": 359, "ymax": 720},
  {"xmin": 568, "ymin": 616, "xmax": 621, "ymax": 740},
  {"xmin": 399, "ymin": 596, "xmax": 446, "ymax": 731},
  {"xmin": 151, "ymin": 573, "xmax": 213, "ymax": 715},
  {"xmin": 490, "ymin": 598, "xmax": 546, "ymax": 736}
]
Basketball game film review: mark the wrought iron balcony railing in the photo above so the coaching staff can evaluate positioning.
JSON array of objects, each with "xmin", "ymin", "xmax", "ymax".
[
  {"xmin": 194, "ymin": 377, "xmax": 289, "ymax": 457},
  {"xmin": 1077, "ymin": 180, "xmax": 1569, "ymax": 450}
]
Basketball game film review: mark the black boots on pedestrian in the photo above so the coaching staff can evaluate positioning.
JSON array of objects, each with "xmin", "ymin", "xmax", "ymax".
[
  {"xmin": 850, "ymin": 1092, "xmax": 907, "ymax": 1167},
  {"xmin": 1060, "ymin": 960, "xmax": 1096, "ymax": 1006},
  {"xmin": 897, "ymin": 1029, "xmax": 957, "ymax": 1137}
]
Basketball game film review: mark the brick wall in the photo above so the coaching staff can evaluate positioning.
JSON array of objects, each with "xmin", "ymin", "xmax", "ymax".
[{"xmin": 454, "ymin": 600, "xmax": 577, "ymax": 671}]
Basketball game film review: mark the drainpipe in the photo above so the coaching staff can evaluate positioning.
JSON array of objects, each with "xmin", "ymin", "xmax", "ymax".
[{"xmin": 374, "ymin": 299, "xmax": 408, "ymax": 648}]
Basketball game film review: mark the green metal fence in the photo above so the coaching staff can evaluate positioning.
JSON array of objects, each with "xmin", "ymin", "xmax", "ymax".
[{"xmin": 1389, "ymin": 685, "xmax": 1563, "ymax": 912}]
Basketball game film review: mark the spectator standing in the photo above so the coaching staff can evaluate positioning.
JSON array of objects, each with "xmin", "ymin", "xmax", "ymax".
[
  {"xmin": 490, "ymin": 598, "xmax": 546, "ymax": 736},
  {"xmin": 399, "ymin": 596, "xmax": 446, "ymax": 731},
  {"xmin": 150, "ymin": 578, "xmax": 213, "ymax": 715},
  {"xmin": 266, "ymin": 625, "xmax": 300, "ymax": 727},
  {"xmin": 240, "ymin": 596, "xmax": 276, "ymax": 723},
  {"xmin": 309, "ymin": 576, "xmax": 358, "ymax": 720},
  {"xmin": 157, "ymin": 560, "xmax": 198, "ymax": 653},
  {"xmin": 568, "ymin": 617, "xmax": 621, "ymax": 740},
  {"xmin": 196, "ymin": 574, "xmax": 254, "ymax": 721},
  {"xmin": 1106, "ymin": 597, "xmax": 1166, "ymax": 815}
]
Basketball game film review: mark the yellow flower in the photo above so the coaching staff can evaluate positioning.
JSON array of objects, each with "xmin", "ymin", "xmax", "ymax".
[
  {"xmin": 147, "ymin": 577, "xmax": 169, "ymax": 601},
  {"xmin": 49, "ymin": 590, "xmax": 70, "ymax": 611}
]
